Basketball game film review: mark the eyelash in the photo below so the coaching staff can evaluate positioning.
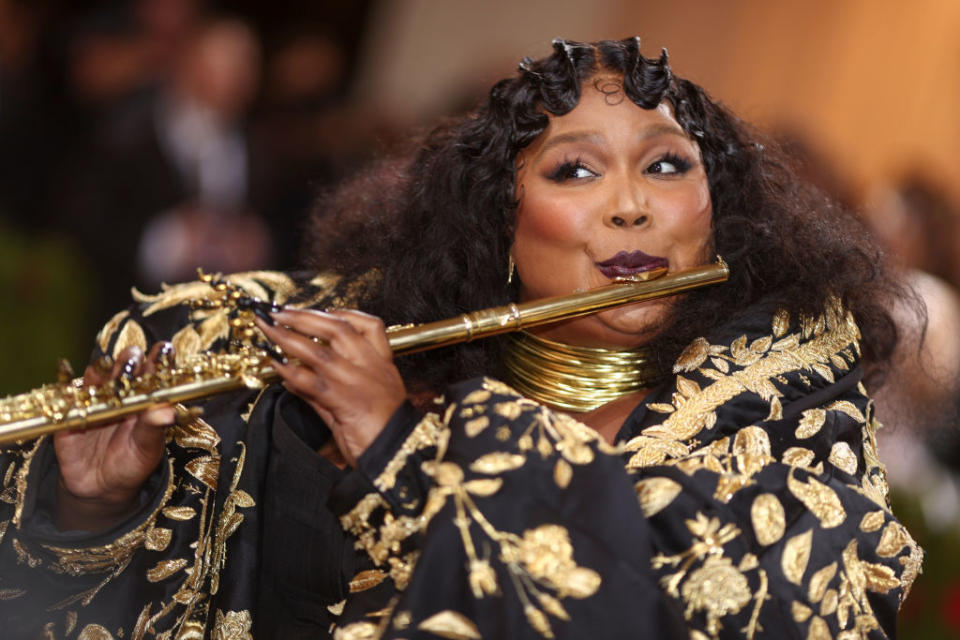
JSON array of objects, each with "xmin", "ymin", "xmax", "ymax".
[
  {"xmin": 647, "ymin": 152, "xmax": 692, "ymax": 175},
  {"xmin": 546, "ymin": 152, "xmax": 693, "ymax": 183},
  {"xmin": 547, "ymin": 156, "xmax": 594, "ymax": 182}
]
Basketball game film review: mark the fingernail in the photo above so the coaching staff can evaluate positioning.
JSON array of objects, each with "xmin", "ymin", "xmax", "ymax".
[
  {"xmin": 253, "ymin": 307, "xmax": 275, "ymax": 326},
  {"xmin": 263, "ymin": 345, "xmax": 287, "ymax": 365},
  {"xmin": 158, "ymin": 343, "xmax": 175, "ymax": 368}
]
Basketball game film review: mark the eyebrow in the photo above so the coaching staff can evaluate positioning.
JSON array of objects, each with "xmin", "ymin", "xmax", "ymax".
[{"xmin": 533, "ymin": 123, "xmax": 689, "ymax": 161}]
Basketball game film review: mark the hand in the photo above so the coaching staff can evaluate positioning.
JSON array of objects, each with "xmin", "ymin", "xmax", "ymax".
[
  {"xmin": 256, "ymin": 309, "xmax": 406, "ymax": 467},
  {"xmin": 53, "ymin": 343, "xmax": 176, "ymax": 532}
]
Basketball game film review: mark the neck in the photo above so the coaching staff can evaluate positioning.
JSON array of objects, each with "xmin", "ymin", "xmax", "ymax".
[{"xmin": 503, "ymin": 331, "xmax": 664, "ymax": 415}]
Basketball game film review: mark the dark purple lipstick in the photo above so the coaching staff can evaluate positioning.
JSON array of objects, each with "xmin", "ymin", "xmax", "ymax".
[{"xmin": 596, "ymin": 250, "xmax": 669, "ymax": 279}]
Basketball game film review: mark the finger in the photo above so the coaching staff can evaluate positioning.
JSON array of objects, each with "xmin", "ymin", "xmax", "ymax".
[
  {"xmin": 144, "ymin": 342, "xmax": 176, "ymax": 375},
  {"xmin": 325, "ymin": 309, "xmax": 393, "ymax": 359},
  {"xmin": 269, "ymin": 309, "xmax": 387, "ymax": 364},
  {"xmin": 256, "ymin": 318, "xmax": 339, "ymax": 371}
]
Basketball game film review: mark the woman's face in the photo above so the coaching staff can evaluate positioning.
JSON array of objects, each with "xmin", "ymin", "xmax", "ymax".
[{"xmin": 513, "ymin": 78, "xmax": 713, "ymax": 348}]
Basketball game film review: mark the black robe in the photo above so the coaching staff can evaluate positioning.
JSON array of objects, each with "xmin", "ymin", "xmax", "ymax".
[{"xmin": 0, "ymin": 272, "xmax": 922, "ymax": 639}]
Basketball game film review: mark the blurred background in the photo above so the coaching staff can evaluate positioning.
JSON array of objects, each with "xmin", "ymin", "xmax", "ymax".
[{"xmin": 1, "ymin": 0, "xmax": 958, "ymax": 635}]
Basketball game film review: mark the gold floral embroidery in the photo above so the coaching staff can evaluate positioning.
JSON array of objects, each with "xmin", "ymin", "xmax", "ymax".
[
  {"xmin": 828, "ymin": 441, "xmax": 858, "ymax": 475},
  {"xmin": 782, "ymin": 529, "xmax": 813, "ymax": 585},
  {"xmin": 96, "ymin": 310, "xmax": 129, "ymax": 353},
  {"xmin": 795, "ymin": 409, "xmax": 826, "ymax": 439},
  {"xmin": 77, "ymin": 624, "xmax": 115, "ymax": 640},
  {"xmin": 39, "ymin": 458, "xmax": 177, "ymax": 575},
  {"xmin": 417, "ymin": 610, "xmax": 482, "ymax": 639},
  {"xmin": 112, "ymin": 319, "xmax": 147, "ymax": 359},
  {"xmin": 787, "ymin": 471, "xmax": 846, "ymax": 528},
  {"xmin": 750, "ymin": 493, "xmax": 786, "ymax": 546},
  {"xmin": 211, "ymin": 609, "xmax": 253, "ymax": 640},
  {"xmin": 635, "ymin": 477, "xmax": 683, "ymax": 517},
  {"xmin": 373, "ymin": 412, "xmax": 445, "ymax": 492}
]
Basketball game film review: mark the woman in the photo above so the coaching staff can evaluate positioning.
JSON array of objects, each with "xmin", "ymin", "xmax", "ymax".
[{"xmin": 0, "ymin": 38, "xmax": 919, "ymax": 639}]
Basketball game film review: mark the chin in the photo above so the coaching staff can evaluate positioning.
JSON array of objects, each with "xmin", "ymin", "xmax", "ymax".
[{"xmin": 537, "ymin": 301, "xmax": 669, "ymax": 349}]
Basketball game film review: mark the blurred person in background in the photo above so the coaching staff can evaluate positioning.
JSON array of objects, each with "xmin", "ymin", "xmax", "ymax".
[
  {"xmin": 861, "ymin": 177, "xmax": 960, "ymax": 529},
  {"xmin": 56, "ymin": 13, "xmax": 271, "ymax": 327}
]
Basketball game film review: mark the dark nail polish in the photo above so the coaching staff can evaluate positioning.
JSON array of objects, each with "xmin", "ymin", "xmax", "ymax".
[
  {"xmin": 263, "ymin": 345, "xmax": 287, "ymax": 365},
  {"xmin": 253, "ymin": 307, "xmax": 275, "ymax": 326}
]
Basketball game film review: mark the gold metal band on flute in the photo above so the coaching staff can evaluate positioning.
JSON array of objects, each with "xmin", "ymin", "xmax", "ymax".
[{"xmin": 0, "ymin": 260, "xmax": 728, "ymax": 444}]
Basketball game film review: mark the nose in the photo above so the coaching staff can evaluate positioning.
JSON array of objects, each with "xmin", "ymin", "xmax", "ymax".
[{"xmin": 603, "ymin": 173, "xmax": 649, "ymax": 229}]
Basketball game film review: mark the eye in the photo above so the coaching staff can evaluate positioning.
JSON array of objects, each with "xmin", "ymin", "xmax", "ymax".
[
  {"xmin": 547, "ymin": 158, "xmax": 599, "ymax": 182},
  {"xmin": 646, "ymin": 152, "xmax": 692, "ymax": 175}
]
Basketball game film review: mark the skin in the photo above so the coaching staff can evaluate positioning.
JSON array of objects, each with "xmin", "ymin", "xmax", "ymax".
[
  {"xmin": 513, "ymin": 82, "xmax": 713, "ymax": 349},
  {"xmin": 55, "ymin": 77, "xmax": 715, "ymax": 529}
]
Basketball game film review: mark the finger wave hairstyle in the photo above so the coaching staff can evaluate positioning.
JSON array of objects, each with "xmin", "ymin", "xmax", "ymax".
[{"xmin": 306, "ymin": 37, "xmax": 906, "ymax": 392}]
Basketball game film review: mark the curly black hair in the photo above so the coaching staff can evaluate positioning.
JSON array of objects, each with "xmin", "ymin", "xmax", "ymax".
[{"xmin": 305, "ymin": 37, "xmax": 907, "ymax": 392}]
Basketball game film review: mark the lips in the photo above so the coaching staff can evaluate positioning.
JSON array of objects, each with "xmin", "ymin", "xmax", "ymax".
[{"xmin": 595, "ymin": 250, "xmax": 669, "ymax": 279}]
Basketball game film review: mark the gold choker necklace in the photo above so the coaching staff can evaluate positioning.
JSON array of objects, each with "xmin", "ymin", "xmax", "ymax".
[{"xmin": 503, "ymin": 331, "xmax": 663, "ymax": 413}]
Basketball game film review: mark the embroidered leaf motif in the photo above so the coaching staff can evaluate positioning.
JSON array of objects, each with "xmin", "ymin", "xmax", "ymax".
[
  {"xmin": 827, "ymin": 400, "xmax": 865, "ymax": 423},
  {"xmin": 463, "ymin": 479, "xmax": 503, "ymax": 497},
  {"xmin": 772, "ymin": 309, "xmax": 790, "ymax": 337},
  {"xmin": 465, "ymin": 417, "xmax": 490, "ymax": 437},
  {"xmin": 730, "ymin": 335, "xmax": 748, "ymax": 360},
  {"xmin": 197, "ymin": 312, "xmax": 230, "ymax": 349},
  {"xmin": 146, "ymin": 558, "xmax": 189, "ymax": 582},
  {"xmin": 97, "ymin": 310, "xmax": 129, "ymax": 353},
  {"xmin": 807, "ymin": 616, "xmax": 830, "ymax": 640},
  {"xmin": 494, "ymin": 402, "xmax": 523, "ymax": 420},
  {"xmin": 750, "ymin": 493, "xmax": 786, "ymax": 546},
  {"xmin": 470, "ymin": 453, "xmax": 526, "ymax": 475},
  {"xmin": 820, "ymin": 589, "xmax": 838, "ymax": 616},
  {"xmin": 162, "ymin": 506, "xmax": 197, "ymax": 521},
  {"xmin": 554, "ymin": 459, "xmax": 573, "ymax": 489},
  {"xmin": 828, "ymin": 441, "xmax": 858, "ymax": 475},
  {"xmin": 812, "ymin": 363, "xmax": 835, "ymax": 383},
  {"xmin": 808, "ymin": 562, "xmax": 838, "ymax": 602},
  {"xmin": 711, "ymin": 356, "xmax": 730, "ymax": 373},
  {"xmin": 863, "ymin": 561, "xmax": 901, "ymax": 593},
  {"xmin": 112, "ymin": 319, "xmax": 147, "ymax": 359},
  {"xmin": 700, "ymin": 368, "xmax": 725, "ymax": 381},
  {"xmin": 185, "ymin": 456, "xmax": 220, "ymax": 491},
  {"xmin": 791, "ymin": 601, "xmax": 813, "ymax": 622},
  {"xmin": 417, "ymin": 610, "xmax": 482, "ymax": 639},
  {"xmin": 462, "ymin": 390, "xmax": 491, "ymax": 405},
  {"xmin": 859, "ymin": 510, "xmax": 886, "ymax": 532},
  {"xmin": 788, "ymin": 471, "xmax": 846, "ymax": 528},
  {"xmin": 173, "ymin": 416, "xmax": 222, "ymax": 453},
  {"xmin": 675, "ymin": 337, "xmax": 710, "ymax": 372},
  {"xmin": 782, "ymin": 446, "xmax": 816, "ymax": 469},
  {"xmin": 781, "ymin": 529, "xmax": 813, "ymax": 585},
  {"xmin": 537, "ymin": 592, "xmax": 570, "ymax": 620},
  {"xmin": 537, "ymin": 435, "xmax": 554, "ymax": 459},
  {"xmin": 635, "ymin": 477, "xmax": 682, "ymax": 517},
  {"xmin": 750, "ymin": 336, "xmax": 772, "ymax": 353},
  {"xmin": 676, "ymin": 376, "xmax": 701, "ymax": 399},
  {"xmin": 796, "ymin": 409, "xmax": 826, "ymax": 439},
  {"xmin": 232, "ymin": 489, "xmax": 255, "ymax": 508},
  {"xmin": 876, "ymin": 521, "xmax": 910, "ymax": 558},
  {"xmin": 524, "ymin": 604, "xmax": 552, "ymax": 637},
  {"xmin": 561, "ymin": 442, "xmax": 594, "ymax": 465},
  {"xmin": 647, "ymin": 403, "xmax": 675, "ymax": 414},
  {"xmin": 348, "ymin": 569, "xmax": 388, "ymax": 593},
  {"xmin": 144, "ymin": 527, "xmax": 172, "ymax": 552},
  {"xmin": 171, "ymin": 325, "xmax": 202, "ymax": 364}
]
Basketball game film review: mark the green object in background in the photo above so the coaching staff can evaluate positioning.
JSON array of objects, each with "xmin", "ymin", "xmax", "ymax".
[{"xmin": 0, "ymin": 222, "xmax": 95, "ymax": 396}]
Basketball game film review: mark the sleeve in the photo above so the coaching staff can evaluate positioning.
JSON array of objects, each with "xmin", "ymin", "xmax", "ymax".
[
  {"xmin": 329, "ymin": 378, "xmax": 688, "ymax": 640},
  {"xmin": 0, "ymin": 270, "xmax": 326, "ymax": 638}
]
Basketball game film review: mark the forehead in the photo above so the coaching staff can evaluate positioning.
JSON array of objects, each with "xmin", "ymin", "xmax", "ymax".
[{"xmin": 526, "ymin": 82, "xmax": 685, "ymax": 154}]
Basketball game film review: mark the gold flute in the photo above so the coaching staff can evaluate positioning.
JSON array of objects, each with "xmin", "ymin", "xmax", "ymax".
[{"xmin": 0, "ymin": 261, "xmax": 728, "ymax": 444}]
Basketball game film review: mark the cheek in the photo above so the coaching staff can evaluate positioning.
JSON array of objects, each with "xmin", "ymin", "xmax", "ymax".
[
  {"xmin": 514, "ymin": 189, "xmax": 589, "ymax": 251},
  {"xmin": 661, "ymin": 183, "xmax": 713, "ymax": 249}
]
